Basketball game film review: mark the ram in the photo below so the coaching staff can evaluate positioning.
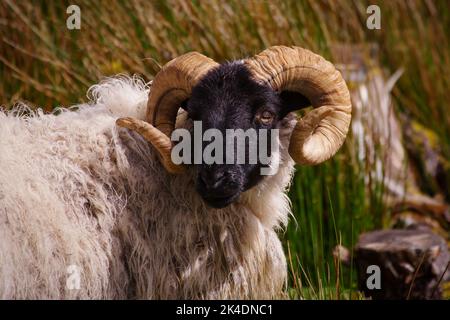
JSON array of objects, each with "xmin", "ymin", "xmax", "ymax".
[{"xmin": 0, "ymin": 46, "xmax": 351, "ymax": 299}]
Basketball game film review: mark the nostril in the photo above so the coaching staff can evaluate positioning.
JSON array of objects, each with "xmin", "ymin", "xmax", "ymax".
[
  {"xmin": 199, "ymin": 169, "xmax": 230, "ymax": 190},
  {"xmin": 211, "ymin": 170, "xmax": 231, "ymax": 189},
  {"xmin": 214, "ymin": 171, "xmax": 225, "ymax": 182},
  {"xmin": 199, "ymin": 171, "xmax": 208, "ymax": 188}
]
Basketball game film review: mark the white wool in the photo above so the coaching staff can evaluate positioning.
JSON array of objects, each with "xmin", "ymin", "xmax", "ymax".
[
  {"xmin": 0, "ymin": 76, "xmax": 296, "ymax": 299},
  {"xmin": 87, "ymin": 75, "xmax": 149, "ymax": 120}
]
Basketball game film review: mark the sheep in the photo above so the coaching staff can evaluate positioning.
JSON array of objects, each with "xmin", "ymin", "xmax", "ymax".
[{"xmin": 0, "ymin": 46, "xmax": 351, "ymax": 299}]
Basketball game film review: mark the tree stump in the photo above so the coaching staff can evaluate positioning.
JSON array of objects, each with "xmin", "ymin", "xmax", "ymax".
[{"xmin": 355, "ymin": 229, "xmax": 449, "ymax": 299}]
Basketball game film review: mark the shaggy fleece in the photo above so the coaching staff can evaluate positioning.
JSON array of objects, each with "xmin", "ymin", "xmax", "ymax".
[{"xmin": 0, "ymin": 76, "xmax": 296, "ymax": 299}]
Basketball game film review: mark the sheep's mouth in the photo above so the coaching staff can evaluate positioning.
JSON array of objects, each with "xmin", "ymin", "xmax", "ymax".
[{"xmin": 202, "ymin": 192, "xmax": 240, "ymax": 209}]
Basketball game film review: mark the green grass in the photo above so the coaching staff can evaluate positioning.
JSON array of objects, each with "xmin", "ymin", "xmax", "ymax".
[
  {"xmin": 283, "ymin": 142, "xmax": 386, "ymax": 299},
  {"xmin": 1, "ymin": 0, "xmax": 448, "ymax": 299}
]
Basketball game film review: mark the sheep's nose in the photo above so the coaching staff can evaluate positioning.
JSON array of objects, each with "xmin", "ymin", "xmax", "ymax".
[{"xmin": 199, "ymin": 168, "xmax": 229, "ymax": 191}]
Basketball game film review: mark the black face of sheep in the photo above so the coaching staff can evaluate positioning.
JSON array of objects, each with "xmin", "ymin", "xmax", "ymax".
[
  {"xmin": 116, "ymin": 46, "xmax": 352, "ymax": 209},
  {"xmin": 183, "ymin": 63, "xmax": 311, "ymax": 208}
]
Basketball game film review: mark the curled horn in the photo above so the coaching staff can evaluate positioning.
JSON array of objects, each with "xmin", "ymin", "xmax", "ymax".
[
  {"xmin": 245, "ymin": 46, "xmax": 352, "ymax": 165},
  {"xmin": 116, "ymin": 52, "xmax": 219, "ymax": 174}
]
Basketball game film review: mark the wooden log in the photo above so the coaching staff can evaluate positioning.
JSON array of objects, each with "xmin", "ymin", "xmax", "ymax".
[{"xmin": 355, "ymin": 229, "xmax": 449, "ymax": 300}]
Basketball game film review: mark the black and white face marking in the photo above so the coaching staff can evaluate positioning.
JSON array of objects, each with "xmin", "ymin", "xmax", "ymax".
[{"xmin": 182, "ymin": 62, "xmax": 310, "ymax": 208}]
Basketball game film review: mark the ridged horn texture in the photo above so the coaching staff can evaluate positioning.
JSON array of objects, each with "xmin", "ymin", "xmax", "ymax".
[
  {"xmin": 116, "ymin": 52, "xmax": 219, "ymax": 174},
  {"xmin": 245, "ymin": 46, "xmax": 352, "ymax": 165}
]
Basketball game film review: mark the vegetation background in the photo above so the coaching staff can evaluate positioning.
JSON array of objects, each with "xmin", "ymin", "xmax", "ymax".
[{"xmin": 0, "ymin": 0, "xmax": 449, "ymax": 299}]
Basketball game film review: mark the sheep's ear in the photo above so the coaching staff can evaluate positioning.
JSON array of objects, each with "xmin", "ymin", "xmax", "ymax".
[
  {"xmin": 279, "ymin": 90, "xmax": 311, "ymax": 118},
  {"xmin": 180, "ymin": 99, "xmax": 189, "ymax": 111},
  {"xmin": 180, "ymin": 99, "xmax": 196, "ymax": 120}
]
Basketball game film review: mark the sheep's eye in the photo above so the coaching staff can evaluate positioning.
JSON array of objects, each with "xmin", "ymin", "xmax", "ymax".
[{"xmin": 258, "ymin": 110, "xmax": 275, "ymax": 125}]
